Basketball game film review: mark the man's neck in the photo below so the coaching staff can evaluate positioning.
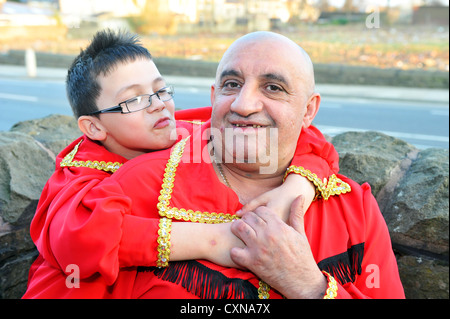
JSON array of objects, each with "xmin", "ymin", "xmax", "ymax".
[{"xmin": 220, "ymin": 162, "xmax": 287, "ymax": 204}]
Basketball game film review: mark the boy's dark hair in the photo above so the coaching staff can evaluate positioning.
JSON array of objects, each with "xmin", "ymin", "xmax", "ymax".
[{"xmin": 66, "ymin": 29, "xmax": 152, "ymax": 118}]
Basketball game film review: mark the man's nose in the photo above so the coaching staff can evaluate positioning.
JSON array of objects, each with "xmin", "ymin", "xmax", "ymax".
[{"xmin": 230, "ymin": 85, "xmax": 263, "ymax": 117}]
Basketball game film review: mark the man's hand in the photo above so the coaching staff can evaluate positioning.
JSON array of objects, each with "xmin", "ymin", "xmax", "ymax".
[{"xmin": 230, "ymin": 195, "xmax": 327, "ymax": 299}]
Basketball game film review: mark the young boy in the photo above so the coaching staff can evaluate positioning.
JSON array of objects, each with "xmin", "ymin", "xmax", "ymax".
[{"xmin": 23, "ymin": 30, "xmax": 339, "ymax": 298}]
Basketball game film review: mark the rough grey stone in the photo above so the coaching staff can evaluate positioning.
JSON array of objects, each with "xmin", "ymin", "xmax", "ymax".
[
  {"xmin": 384, "ymin": 148, "xmax": 449, "ymax": 255},
  {"xmin": 332, "ymin": 131, "xmax": 417, "ymax": 196}
]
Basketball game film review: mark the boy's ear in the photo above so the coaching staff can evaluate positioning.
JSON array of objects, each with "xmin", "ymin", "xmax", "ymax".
[
  {"xmin": 302, "ymin": 93, "xmax": 321, "ymax": 128},
  {"xmin": 78, "ymin": 115, "xmax": 107, "ymax": 141}
]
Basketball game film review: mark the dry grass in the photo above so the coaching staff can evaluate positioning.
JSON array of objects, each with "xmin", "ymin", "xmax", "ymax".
[{"xmin": 0, "ymin": 24, "xmax": 448, "ymax": 71}]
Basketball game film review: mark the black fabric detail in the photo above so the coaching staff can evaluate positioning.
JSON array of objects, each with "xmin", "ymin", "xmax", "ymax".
[
  {"xmin": 138, "ymin": 260, "xmax": 259, "ymax": 299},
  {"xmin": 317, "ymin": 242, "xmax": 365, "ymax": 285}
]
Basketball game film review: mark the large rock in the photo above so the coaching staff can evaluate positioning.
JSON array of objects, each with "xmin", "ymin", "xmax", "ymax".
[
  {"xmin": 332, "ymin": 131, "xmax": 417, "ymax": 197},
  {"xmin": 0, "ymin": 132, "xmax": 54, "ymax": 298},
  {"xmin": 332, "ymin": 131, "xmax": 449, "ymax": 299},
  {"xmin": 10, "ymin": 114, "xmax": 79, "ymax": 157},
  {"xmin": 383, "ymin": 148, "xmax": 449, "ymax": 256},
  {"xmin": 397, "ymin": 255, "xmax": 449, "ymax": 299},
  {"xmin": 0, "ymin": 115, "xmax": 80, "ymax": 298}
]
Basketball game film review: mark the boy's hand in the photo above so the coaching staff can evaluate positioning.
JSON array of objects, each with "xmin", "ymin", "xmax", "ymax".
[{"xmin": 236, "ymin": 174, "xmax": 315, "ymax": 223}]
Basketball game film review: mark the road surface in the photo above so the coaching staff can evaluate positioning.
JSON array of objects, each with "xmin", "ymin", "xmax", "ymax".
[{"xmin": 0, "ymin": 74, "xmax": 448, "ymax": 149}]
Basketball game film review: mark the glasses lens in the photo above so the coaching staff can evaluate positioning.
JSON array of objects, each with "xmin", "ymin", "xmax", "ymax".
[
  {"xmin": 124, "ymin": 95, "xmax": 151, "ymax": 113},
  {"xmin": 158, "ymin": 86, "xmax": 174, "ymax": 102},
  {"xmin": 123, "ymin": 86, "xmax": 174, "ymax": 113}
]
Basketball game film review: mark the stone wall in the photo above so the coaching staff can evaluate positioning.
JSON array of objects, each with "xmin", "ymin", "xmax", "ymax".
[{"xmin": 0, "ymin": 115, "xmax": 448, "ymax": 299}]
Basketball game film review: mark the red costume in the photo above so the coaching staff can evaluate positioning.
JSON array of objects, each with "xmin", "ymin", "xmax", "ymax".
[
  {"xmin": 23, "ymin": 107, "xmax": 353, "ymax": 298},
  {"xmin": 105, "ymin": 122, "xmax": 404, "ymax": 299}
]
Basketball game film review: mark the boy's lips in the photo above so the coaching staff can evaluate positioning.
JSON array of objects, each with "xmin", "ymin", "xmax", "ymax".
[{"xmin": 153, "ymin": 117, "xmax": 171, "ymax": 129}]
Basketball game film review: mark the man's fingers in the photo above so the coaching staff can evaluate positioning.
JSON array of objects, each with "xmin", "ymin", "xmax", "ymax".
[
  {"xmin": 230, "ymin": 218, "xmax": 257, "ymax": 245},
  {"xmin": 230, "ymin": 247, "xmax": 249, "ymax": 268},
  {"xmin": 289, "ymin": 195, "xmax": 306, "ymax": 233},
  {"xmin": 236, "ymin": 196, "xmax": 268, "ymax": 217}
]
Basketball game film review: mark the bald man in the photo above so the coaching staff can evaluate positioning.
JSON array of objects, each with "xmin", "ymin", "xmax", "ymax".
[{"xmin": 213, "ymin": 31, "xmax": 404, "ymax": 299}]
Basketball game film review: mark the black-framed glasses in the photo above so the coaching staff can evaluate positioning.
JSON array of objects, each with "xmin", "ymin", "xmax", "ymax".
[{"xmin": 87, "ymin": 86, "xmax": 174, "ymax": 115}]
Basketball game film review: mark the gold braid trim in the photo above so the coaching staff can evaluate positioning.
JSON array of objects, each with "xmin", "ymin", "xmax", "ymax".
[
  {"xmin": 60, "ymin": 139, "xmax": 123, "ymax": 173},
  {"xmin": 178, "ymin": 120, "xmax": 205, "ymax": 125},
  {"xmin": 156, "ymin": 217, "xmax": 172, "ymax": 268},
  {"xmin": 157, "ymin": 137, "xmax": 239, "ymax": 224},
  {"xmin": 258, "ymin": 281, "xmax": 271, "ymax": 299},
  {"xmin": 156, "ymin": 137, "xmax": 269, "ymax": 298},
  {"xmin": 322, "ymin": 271, "xmax": 338, "ymax": 299},
  {"xmin": 283, "ymin": 165, "xmax": 351, "ymax": 200}
]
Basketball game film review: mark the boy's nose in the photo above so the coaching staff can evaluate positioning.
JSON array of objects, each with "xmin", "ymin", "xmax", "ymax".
[{"xmin": 147, "ymin": 95, "xmax": 166, "ymax": 113}]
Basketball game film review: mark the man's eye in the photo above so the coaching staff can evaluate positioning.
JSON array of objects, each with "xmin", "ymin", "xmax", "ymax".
[
  {"xmin": 267, "ymin": 84, "xmax": 283, "ymax": 92},
  {"xmin": 223, "ymin": 81, "xmax": 241, "ymax": 89}
]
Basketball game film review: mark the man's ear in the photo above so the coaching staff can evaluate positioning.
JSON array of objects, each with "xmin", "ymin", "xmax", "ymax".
[
  {"xmin": 210, "ymin": 84, "xmax": 216, "ymax": 106},
  {"xmin": 78, "ymin": 115, "xmax": 107, "ymax": 141},
  {"xmin": 302, "ymin": 93, "xmax": 321, "ymax": 128}
]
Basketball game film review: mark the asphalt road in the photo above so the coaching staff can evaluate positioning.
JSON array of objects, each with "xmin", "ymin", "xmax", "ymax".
[{"xmin": 0, "ymin": 75, "xmax": 448, "ymax": 149}]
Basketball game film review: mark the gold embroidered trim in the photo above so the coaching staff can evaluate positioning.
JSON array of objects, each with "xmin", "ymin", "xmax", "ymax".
[
  {"xmin": 322, "ymin": 271, "xmax": 338, "ymax": 299},
  {"xmin": 283, "ymin": 165, "xmax": 351, "ymax": 200},
  {"xmin": 178, "ymin": 120, "xmax": 205, "ymax": 125},
  {"xmin": 156, "ymin": 137, "xmax": 269, "ymax": 298},
  {"xmin": 60, "ymin": 139, "xmax": 123, "ymax": 173},
  {"xmin": 258, "ymin": 281, "xmax": 271, "ymax": 299},
  {"xmin": 156, "ymin": 217, "xmax": 172, "ymax": 268},
  {"xmin": 156, "ymin": 137, "xmax": 239, "ymax": 224}
]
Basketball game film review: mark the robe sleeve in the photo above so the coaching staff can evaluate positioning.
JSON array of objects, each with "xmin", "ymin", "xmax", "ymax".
[
  {"xmin": 334, "ymin": 183, "xmax": 405, "ymax": 299},
  {"xmin": 286, "ymin": 125, "xmax": 340, "ymax": 199},
  {"xmin": 43, "ymin": 172, "xmax": 162, "ymax": 286}
]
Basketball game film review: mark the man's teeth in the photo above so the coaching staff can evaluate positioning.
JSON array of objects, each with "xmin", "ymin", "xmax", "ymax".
[{"xmin": 234, "ymin": 124, "xmax": 263, "ymax": 128}]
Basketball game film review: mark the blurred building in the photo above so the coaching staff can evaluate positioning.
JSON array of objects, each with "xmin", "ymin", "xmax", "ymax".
[
  {"xmin": 170, "ymin": 0, "xmax": 319, "ymax": 33},
  {"xmin": 412, "ymin": 5, "xmax": 449, "ymax": 25},
  {"xmin": 0, "ymin": 0, "xmax": 56, "ymax": 26}
]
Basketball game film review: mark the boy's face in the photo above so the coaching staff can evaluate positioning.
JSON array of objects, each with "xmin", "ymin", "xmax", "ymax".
[{"xmin": 95, "ymin": 58, "xmax": 177, "ymax": 159}]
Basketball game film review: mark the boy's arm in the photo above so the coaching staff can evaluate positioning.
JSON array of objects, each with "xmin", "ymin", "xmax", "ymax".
[
  {"xmin": 170, "ymin": 221, "xmax": 242, "ymax": 268},
  {"xmin": 43, "ymin": 176, "xmax": 240, "ymax": 287}
]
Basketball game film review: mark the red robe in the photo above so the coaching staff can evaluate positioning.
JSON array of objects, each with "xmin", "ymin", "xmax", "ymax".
[
  {"xmin": 103, "ymin": 122, "xmax": 404, "ymax": 299},
  {"xmin": 23, "ymin": 107, "xmax": 341, "ymax": 298}
]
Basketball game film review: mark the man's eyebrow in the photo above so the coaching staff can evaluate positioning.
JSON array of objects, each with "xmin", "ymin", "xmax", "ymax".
[
  {"xmin": 261, "ymin": 73, "xmax": 289, "ymax": 86},
  {"xmin": 219, "ymin": 69, "xmax": 241, "ymax": 80}
]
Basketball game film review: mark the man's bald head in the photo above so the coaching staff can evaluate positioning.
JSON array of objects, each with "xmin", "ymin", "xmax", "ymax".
[{"xmin": 216, "ymin": 31, "xmax": 316, "ymax": 96}]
